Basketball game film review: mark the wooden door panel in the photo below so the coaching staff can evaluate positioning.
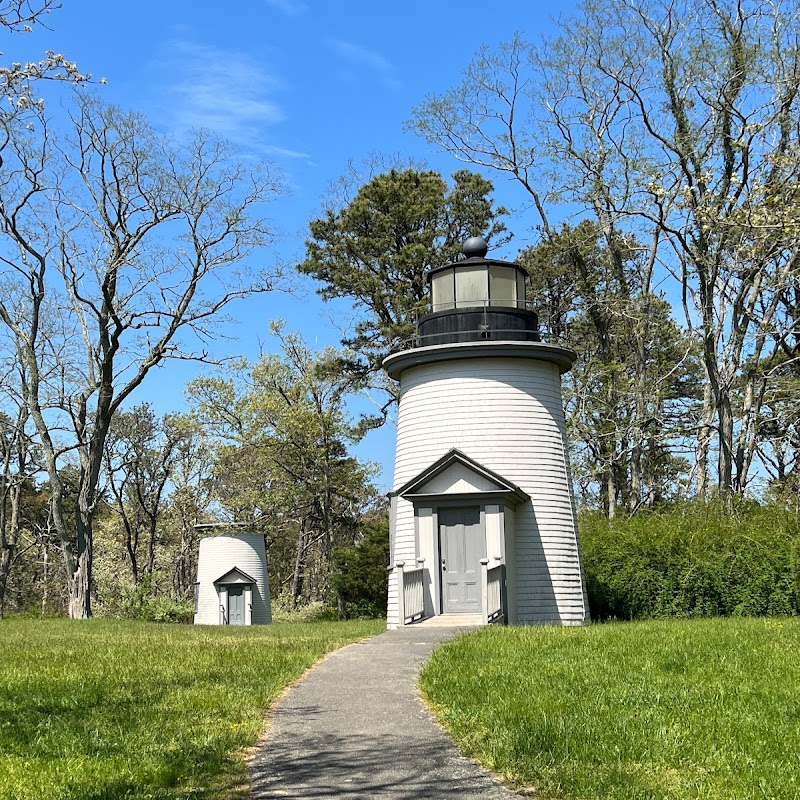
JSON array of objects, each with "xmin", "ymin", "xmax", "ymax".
[
  {"xmin": 228, "ymin": 586, "xmax": 245, "ymax": 625},
  {"xmin": 440, "ymin": 507, "xmax": 482, "ymax": 613}
]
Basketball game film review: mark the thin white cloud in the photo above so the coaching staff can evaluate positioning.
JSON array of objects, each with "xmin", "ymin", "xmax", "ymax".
[
  {"xmin": 165, "ymin": 40, "xmax": 286, "ymax": 143},
  {"xmin": 263, "ymin": 0, "xmax": 307, "ymax": 15},
  {"xmin": 327, "ymin": 39, "xmax": 401, "ymax": 90},
  {"xmin": 262, "ymin": 143, "xmax": 311, "ymax": 159}
]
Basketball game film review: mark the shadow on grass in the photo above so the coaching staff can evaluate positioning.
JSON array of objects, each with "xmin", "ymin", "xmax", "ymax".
[
  {"xmin": 15, "ymin": 745, "xmax": 251, "ymax": 800},
  {"xmin": 63, "ymin": 778, "xmax": 250, "ymax": 800}
]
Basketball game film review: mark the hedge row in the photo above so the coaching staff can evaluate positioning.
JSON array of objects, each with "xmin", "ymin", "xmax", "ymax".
[{"xmin": 580, "ymin": 503, "xmax": 800, "ymax": 620}]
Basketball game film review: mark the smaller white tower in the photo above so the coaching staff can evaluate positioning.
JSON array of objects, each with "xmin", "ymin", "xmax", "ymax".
[
  {"xmin": 194, "ymin": 533, "xmax": 271, "ymax": 625},
  {"xmin": 384, "ymin": 237, "xmax": 589, "ymax": 628}
]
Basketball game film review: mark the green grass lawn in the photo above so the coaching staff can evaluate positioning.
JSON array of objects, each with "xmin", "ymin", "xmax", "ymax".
[
  {"xmin": 0, "ymin": 617, "xmax": 383, "ymax": 800},
  {"xmin": 421, "ymin": 617, "xmax": 800, "ymax": 800}
]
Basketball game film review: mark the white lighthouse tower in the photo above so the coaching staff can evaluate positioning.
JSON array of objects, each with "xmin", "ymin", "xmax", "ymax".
[{"xmin": 384, "ymin": 237, "xmax": 589, "ymax": 628}]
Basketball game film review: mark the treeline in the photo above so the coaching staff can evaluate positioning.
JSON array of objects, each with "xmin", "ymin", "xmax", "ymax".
[
  {"xmin": 2, "ymin": 0, "xmax": 800, "ymax": 620},
  {"xmin": 0, "ymin": 331, "xmax": 387, "ymax": 619},
  {"xmin": 0, "ymin": 2, "xmax": 388, "ymax": 619},
  {"xmin": 408, "ymin": 0, "xmax": 800, "ymax": 515},
  {"xmin": 299, "ymin": 0, "xmax": 800, "ymax": 519}
]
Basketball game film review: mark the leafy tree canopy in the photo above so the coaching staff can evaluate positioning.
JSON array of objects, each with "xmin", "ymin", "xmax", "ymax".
[{"xmin": 298, "ymin": 168, "xmax": 509, "ymax": 406}]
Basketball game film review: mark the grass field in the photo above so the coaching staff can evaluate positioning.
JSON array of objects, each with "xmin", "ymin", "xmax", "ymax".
[
  {"xmin": 0, "ymin": 617, "xmax": 383, "ymax": 800},
  {"xmin": 421, "ymin": 617, "xmax": 800, "ymax": 800}
]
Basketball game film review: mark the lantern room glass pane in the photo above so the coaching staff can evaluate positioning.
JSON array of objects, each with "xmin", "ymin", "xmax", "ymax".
[
  {"xmin": 517, "ymin": 272, "xmax": 527, "ymax": 309},
  {"xmin": 489, "ymin": 265, "xmax": 517, "ymax": 307},
  {"xmin": 455, "ymin": 265, "xmax": 488, "ymax": 308},
  {"xmin": 431, "ymin": 268, "xmax": 455, "ymax": 311}
]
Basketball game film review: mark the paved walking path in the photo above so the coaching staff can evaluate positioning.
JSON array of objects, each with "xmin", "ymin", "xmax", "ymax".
[{"xmin": 250, "ymin": 625, "xmax": 520, "ymax": 799}]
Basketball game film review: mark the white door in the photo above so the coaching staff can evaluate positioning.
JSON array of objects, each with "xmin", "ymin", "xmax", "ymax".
[
  {"xmin": 440, "ymin": 507, "xmax": 482, "ymax": 613},
  {"xmin": 227, "ymin": 586, "xmax": 245, "ymax": 625}
]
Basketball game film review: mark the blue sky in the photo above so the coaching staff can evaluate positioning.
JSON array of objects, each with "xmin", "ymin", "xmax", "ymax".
[{"xmin": 10, "ymin": 0, "xmax": 579, "ymax": 489}]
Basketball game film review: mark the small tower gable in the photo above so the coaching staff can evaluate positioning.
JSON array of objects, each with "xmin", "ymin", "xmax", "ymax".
[
  {"xmin": 214, "ymin": 566, "xmax": 256, "ymax": 586},
  {"xmin": 397, "ymin": 448, "xmax": 528, "ymax": 505}
]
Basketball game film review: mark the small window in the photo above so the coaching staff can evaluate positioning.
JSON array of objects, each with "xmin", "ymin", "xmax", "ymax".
[
  {"xmin": 489, "ymin": 265, "xmax": 517, "ymax": 307},
  {"xmin": 455, "ymin": 265, "xmax": 488, "ymax": 308},
  {"xmin": 431, "ymin": 268, "xmax": 455, "ymax": 311},
  {"xmin": 193, "ymin": 583, "xmax": 199, "ymax": 614}
]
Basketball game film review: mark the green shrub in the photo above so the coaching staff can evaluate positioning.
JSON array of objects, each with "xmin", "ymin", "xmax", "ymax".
[
  {"xmin": 580, "ymin": 502, "xmax": 800, "ymax": 620},
  {"xmin": 331, "ymin": 516, "xmax": 389, "ymax": 618},
  {"xmin": 119, "ymin": 578, "xmax": 194, "ymax": 624},
  {"xmin": 270, "ymin": 597, "xmax": 340, "ymax": 623}
]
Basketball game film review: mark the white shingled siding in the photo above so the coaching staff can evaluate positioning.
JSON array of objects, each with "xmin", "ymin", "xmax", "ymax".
[
  {"xmin": 194, "ymin": 534, "xmax": 272, "ymax": 625},
  {"xmin": 503, "ymin": 505, "xmax": 517, "ymax": 623},
  {"xmin": 387, "ymin": 356, "xmax": 588, "ymax": 627}
]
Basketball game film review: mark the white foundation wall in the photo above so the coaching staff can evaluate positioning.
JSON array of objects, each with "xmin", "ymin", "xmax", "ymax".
[
  {"xmin": 194, "ymin": 534, "xmax": 272, "ymax": 625},
  {"xmin": 387, "ymin": 356, "xmax": 588, "ymax": 627}
]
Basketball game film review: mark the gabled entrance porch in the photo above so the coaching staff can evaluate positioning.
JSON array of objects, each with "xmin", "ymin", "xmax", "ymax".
[
  {"xmin": 214, "ymin": 566, "xmax": 256, "ymax": 625},
  {"xmin": 389, "ymin": 449, "xmax": 528, "ymax": 628}
]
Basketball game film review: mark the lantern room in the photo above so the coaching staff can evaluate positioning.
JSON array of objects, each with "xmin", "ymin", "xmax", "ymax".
[
  {"xmin": 429, "ymin": 237, "xmax": 528, "ymax": 311},
  {"xmin": 417, "ymin": 236, "xmax": 540, "ymax": 347}
]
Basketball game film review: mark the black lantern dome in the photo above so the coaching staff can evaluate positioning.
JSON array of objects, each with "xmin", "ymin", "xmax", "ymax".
[{"xmin": 416, "ymin": 237, "xmax": 540, "ymax": 347}]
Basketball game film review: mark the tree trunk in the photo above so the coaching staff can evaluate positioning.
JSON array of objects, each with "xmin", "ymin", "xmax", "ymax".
[
  {"xmin": 629, "ymin": 295, "xmax": 653, "ymax": 513},
  {"xmin": 123, "ymin": 516, "xmax": 139, "ymax": 584},
  {"xmin": 68, "ymin": 494, "xmax": 94, "ymax": 619},
  {"xmin": 629, "ymin": 430, "xmax": 643, "ymax": 513},
  {"xmin": 146, "ymin": 513, "xmax": 158, "ymax": 579},
  {"xmin": 65, "ymin": 384, "xmax": 113, "ymax": 619},
  {"xmin": 291, "ymin": 521, "xmax": 306, "ymax": 608},
  {"xmin": 717, "ymin": 393, "xmax": 734, "ymax": 505},
  {"xmin": 0, "ymin": 405, "xmax": 27, "ymax": 618},
  {"xmin": 734, "ymin": 369, "xmax": 756, "ymax": 495},
  {"xmin": 337, "ymin": 593, "xmax": 348, "ymax": 620},
  {"xmin": 41, "ymin": 545, "xmax": 49, "ymax": 615},
  {"xmin": 696, "ymin": 382, "xmax": 714, "ymax": 499},
  {"xmin": 173, "ymin": 503, "xmax": 200, "ymax": 598},
  {"xmin": 0, "ymin": 545, "xmax": 11, "ymax": 618},
  {"xmin": 67, "ymin": 549, "xmax": 91, "ymax": 619},
  {"xmin": 0, "ymin": 490, "xmax": 11, "ymax": 617},
  {"xmin": 606, "ymin": 470, "xmax": 617, "ymax": 520},
  {"xmin": 0, "ymin": 480, "xmax": 23, "ymax": 618}
]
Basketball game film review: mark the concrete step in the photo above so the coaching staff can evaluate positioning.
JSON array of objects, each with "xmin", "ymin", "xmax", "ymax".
[{"xmin": 413, "ymin": 613, "xmax": 484, "ymax": 627}]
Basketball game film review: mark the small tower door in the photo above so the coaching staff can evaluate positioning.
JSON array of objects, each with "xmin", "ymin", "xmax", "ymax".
[
  {"xmin": 227, "ymin": 586, "xmax": 245, "ymax": 625},
  {"xmin": 439, "ymin": 507, "xmax": 483, "ymax": 613}
]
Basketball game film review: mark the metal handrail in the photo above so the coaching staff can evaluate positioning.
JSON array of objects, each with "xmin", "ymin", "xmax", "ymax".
[
  {"xmin": 395, "ymin": 327, "xmax": 542, "ymax": 352},
  {"xmin": 386, "ymin": 299, "xmax": 544, "ymax": 352},
  {"xmin": 426, "ymin": 298, "xmax": 537, "ymax": 314}
]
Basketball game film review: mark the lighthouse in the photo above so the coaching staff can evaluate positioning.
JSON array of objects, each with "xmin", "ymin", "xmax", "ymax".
[{"xmin": 384, "ymin": 237, "xmax": 589, "ymax": 627}]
